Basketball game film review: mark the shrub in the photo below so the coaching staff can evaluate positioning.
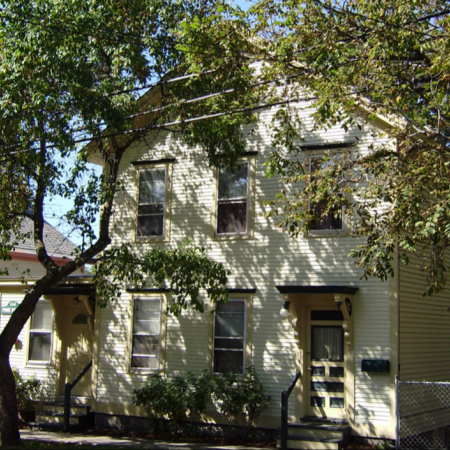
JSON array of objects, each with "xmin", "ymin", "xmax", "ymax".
[
  {"xmin": 13, "ymin": 368, "xmax": 42, "ymax": 412},
  {"xmin": 212, "ymin": 366, "xmax": 270, "ymax": 429},
  {"xmin": 133, "ymin": 366, "xmax": 270, "ymax": 437},
  {"xmin": 185, "ymin": 370, "xmax": 213, "ymax": 421},
  {"xmin": 133, "ymin": 370, "xmax": 212, "ymax": 434}
]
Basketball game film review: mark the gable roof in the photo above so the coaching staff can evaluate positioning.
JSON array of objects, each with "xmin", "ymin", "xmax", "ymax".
[{"xmin": 13, "ymin": 217, "xmax": 77, "ymax": 259}]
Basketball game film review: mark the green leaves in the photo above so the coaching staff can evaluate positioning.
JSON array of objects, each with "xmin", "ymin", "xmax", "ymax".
[
  {"xmin": 94, "ymin": 239, "xmax": 230, "ymax": 316},
  {"xmin": 212, "ymin": 366, "xmax": 270, "ymax": 429},
  {"xmin": 133, "ymin": 367, "xmax": 269, "ymax": 434},
  {"xmin": 133, "ymin": 370, "xmax": 213, "ymax": 433}
]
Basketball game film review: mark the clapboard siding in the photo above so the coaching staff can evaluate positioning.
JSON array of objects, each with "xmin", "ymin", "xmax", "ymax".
[
  {"xmin": 97, "ymin": 102, "xmax": 394, "ymax": 429},
  {"xmin": 399, "ymin": 253, "xmax": 450, "ymax": 382}
]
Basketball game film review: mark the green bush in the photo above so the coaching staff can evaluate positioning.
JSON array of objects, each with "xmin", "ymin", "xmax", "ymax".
[
  {"xmin": 185, "ymin": 370, "xmax": 213, "ymax": 421},
  {"xmin": 133, "ymin": 366, "xmax": 269, "ymax": 437},
  {"xmin": 212, "ymin": 366, "xmax": 270, "ymax": 429},
  {"xmin": 133, "ymin": 370, "xmax": 212, "ymax": 434},
  {"xmin": 13, "ymin": 368, "xmax": 42, "ymax": 411}
]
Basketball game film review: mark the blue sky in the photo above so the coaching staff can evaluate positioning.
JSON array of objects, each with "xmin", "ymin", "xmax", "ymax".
[{"xmin": 233, "ymin": 0, "xmax": 252, "ymax": 10}]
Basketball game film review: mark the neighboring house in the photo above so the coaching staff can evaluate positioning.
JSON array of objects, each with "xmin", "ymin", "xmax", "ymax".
[
  {"xmin": 0, "ymin": 217, "xmax": 80, "ymax": 279},
  {"xmin": 0, "ymin": 218, "xmax": 89, "ymax": 397},
  {"xmin": 3, "ymin": 100, "xmax": 450, "ymax": 448}
]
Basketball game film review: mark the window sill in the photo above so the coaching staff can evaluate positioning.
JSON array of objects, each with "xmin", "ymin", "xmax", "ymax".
[
  {"xmin": 212, "ymin": 371, "xmax": 246, "ymax": 377},
  {"xmin": 214, "ymin": 233, "xmax": 253, "ymax": 241},
  {"xmin": 129, "ymin": 368, "xmax": 162, "ymax": 376},
  {"xmin": 27, "ymin": 360, "xmax": 51, "ymax": 367},
  {"xmin": 307, "ymin": 229, "xmax": 348, "ymax": 238},
  {"xmin": 135, "ymin": 236, "xmax": 168, "ymax": 244}
]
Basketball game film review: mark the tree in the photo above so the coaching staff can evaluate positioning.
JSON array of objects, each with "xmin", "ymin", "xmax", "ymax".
[
  {"xmin": 0, "ymin": 0, "xmax": 259, "ymax": 445},
  {"xmin": 247, "ymin": 0, "xmax": 450, "ymax": 294}
]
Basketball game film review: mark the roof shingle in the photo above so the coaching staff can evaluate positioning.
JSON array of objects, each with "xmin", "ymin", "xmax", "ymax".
[{"xmin": 13, "ymin": 217, "xmax": 77, "ymax": 258}]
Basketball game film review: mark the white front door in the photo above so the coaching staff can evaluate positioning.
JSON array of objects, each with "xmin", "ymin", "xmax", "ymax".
[{"xmin": 306, "ymin": 309, "xmax": 346, "ymax": 419}]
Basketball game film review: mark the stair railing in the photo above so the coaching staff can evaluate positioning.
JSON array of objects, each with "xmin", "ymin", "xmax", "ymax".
[
  {"xmin": 64, "ymin": 360, "xmax": 92, "ymax": 432},
  {"xmin": 280, "ymin": 370, "xmax": 302, "ymax": 450}
]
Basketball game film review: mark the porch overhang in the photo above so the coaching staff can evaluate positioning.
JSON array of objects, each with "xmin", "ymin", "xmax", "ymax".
[
  {"xmin": 44, "ymin": 283, "xmax": 96, "ymax": 296},
  {"xmin": 275, "ymin": 285, "xmax": 359, "ymax": 295}
]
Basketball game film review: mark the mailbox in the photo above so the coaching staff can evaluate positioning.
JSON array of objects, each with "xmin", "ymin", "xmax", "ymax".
[{"xmin": 361, "ymin": 359, "xmax": 390, "ymax": 373}]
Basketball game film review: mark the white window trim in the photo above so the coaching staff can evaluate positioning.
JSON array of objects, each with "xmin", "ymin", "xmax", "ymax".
[
  {"xmin": 212, "ymin": 298, "xmax": 248, "ymax": 375},
  {"xmin": 134, "ymin": 162, "xmax": 172, "ymax": 243},
  {"xmin": 307, "ymin": 152, "xmax": 348, "ymax": 237},
  {"xmin": 26, "ymin": 299, "xmax": 53, "ymax": 366},
  {"xmin": 128, "ymin": 294, "xmax": 166, "ymax": 374}
]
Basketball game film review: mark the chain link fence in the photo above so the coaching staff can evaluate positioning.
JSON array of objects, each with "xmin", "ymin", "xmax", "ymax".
[{"xmin": 396, "ymin": 377, "xmax": 450, "ymax": 449}]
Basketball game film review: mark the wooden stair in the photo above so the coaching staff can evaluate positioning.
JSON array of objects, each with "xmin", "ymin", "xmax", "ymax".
[
  {"xmin": 29, "ymin": 396, "xmax": 94, "ymax": 431},
  {"xmin": 277, "ymin": 417, "xmax": 351, "ymax": 450}
]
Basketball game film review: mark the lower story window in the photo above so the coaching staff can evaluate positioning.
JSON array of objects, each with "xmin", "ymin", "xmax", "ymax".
[
  {"xmin": 213, "ymin": 299, "xmax": 247, "ymax": 374},
  {"xmin": 131, "ymin": 297, "xmax": 162, "ymax": 370},
  {"xmin": 28, "ymin": 300, "xmax": 53, "ymax": 362}
]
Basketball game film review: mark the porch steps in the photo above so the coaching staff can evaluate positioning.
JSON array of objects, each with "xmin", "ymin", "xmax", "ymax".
[
  {"xmin": 29, "ymin": 397, "xmax": 94, "ymax": 431},
  {"xmin": 277, "ymin": 417, "xmax": 351, "ymax": 450}
]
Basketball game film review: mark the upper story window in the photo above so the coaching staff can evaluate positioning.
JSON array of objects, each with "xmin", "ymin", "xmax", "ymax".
[
  {"xmin": 28, "ymin": 300, "xmax": 53, "ymax": 363},
  {"xmin": 131, "ymin": 297, "xmax": 162, "ymax": 371},
  {"xmin": 137, "ymin": 168, "xmax": 166, "ymax": 238},
  {"xmin": 309, "ymin": 155, "xmax": 343, "ymax": 231},
  {"xmin": 213, "ymin": 299, "xmax": 247, "ymax": 374},
  {"xmin": 216, "ymin": 162, "xmax": 249, "ymax": 235}
]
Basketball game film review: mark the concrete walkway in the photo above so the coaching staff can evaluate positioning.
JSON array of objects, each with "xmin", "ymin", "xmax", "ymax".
[{"xmin": 20, "ymin": 429, "xmax": 268, "ymax": 449}]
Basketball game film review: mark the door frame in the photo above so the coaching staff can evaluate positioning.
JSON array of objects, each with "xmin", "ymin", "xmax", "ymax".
[{"xmin": 282, "ymin": 292, "xmax": 355, "ymax": 424}]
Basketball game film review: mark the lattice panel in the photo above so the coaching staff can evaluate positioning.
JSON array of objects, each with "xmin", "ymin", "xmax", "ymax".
[{"xmin": 398, "ymin": 381, "xmax": 450, "ymax": 449}]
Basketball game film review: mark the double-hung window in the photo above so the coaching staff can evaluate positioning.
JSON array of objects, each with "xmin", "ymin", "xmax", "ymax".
[
  {"xmin": 213, "ymin": 299, "xmax": 247, "ymax": 374},
  {"xmin": 28, "ymin": 300, "xmax": 53, "ymax": 363},
  {"xmin": 309, "ymin": 154, "xmax": 343, "ymax": 231},
  {"xmin": 137, "ymin": 168, "xmax": 166, "ymax": 238},
  {"xmin": 216, "ymin": 162, "xmax": 249, "ymax": 235},
  {"xmin": 131, "ymin": 297, "xmax": 162, "ymax": 370}
]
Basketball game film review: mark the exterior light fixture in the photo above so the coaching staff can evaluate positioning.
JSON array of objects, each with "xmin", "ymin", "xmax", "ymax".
[
  {"xmin": 73, "ymin": 296, "xmax": 80, "ymax": 305},
  {"xmin": 280, "ymin": 300, "xmax": 291, "ymax": 318}
]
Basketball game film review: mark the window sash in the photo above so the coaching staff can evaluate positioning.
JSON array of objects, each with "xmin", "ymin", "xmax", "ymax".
[
  {"xmin": 137, "ymin": 168, "xmax": 166, "ymax": 237},
  {"xmin": 28, "ymin": 300, "xmax": 53, "ymax": 363},
  {"xmin": 218, "ymin": 163, "xmax": 249, "ymax": 200},
  {"xmin": 213, "ymin": 299, "xmax": 247, "ymax": 374},
  {"xmin": 30, "ymin": 300, "xmax": 53, "ymax": 330},
  {"xmin": 29, "ymin": 332, "xmax": 52, "ymax": 362},
  {"xmin": 309, "ymin": 154, "xmax": 344, "ymax": 231},
  {"xmin": 216, "ymin": 163, "xmax": 249, "ymax": 235},
  {"xmin": 131, "ymin": 298, "xmax": 161, "ymax": 370},
  {"xmin": 139, "ymin": 169, "xmax": 166, "ymax": 204}
]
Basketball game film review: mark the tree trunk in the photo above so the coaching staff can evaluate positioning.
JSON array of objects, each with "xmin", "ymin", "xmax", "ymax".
[{"xmin": 0, "ymin": 356, "xmax": 21, "ymax": 445}]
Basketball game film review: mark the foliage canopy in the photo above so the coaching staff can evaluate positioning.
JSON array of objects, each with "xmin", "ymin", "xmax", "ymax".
[{"xmin": 249, "ymin": 0, "xmax": 450, "ymax": 294}]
